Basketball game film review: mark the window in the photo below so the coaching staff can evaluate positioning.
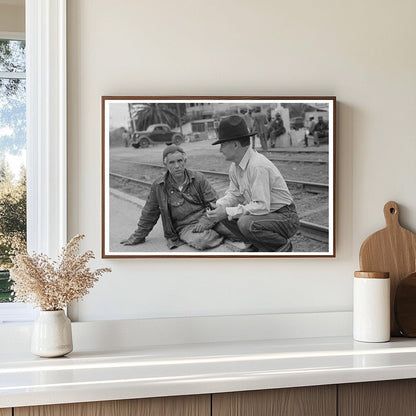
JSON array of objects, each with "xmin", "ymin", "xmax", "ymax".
[
  {"xmin": 192, "ymin": 122, "xmax": 205, "ymax": 133},
  {"xmin": 0, "ymin": 35, "xmax": 26, "ymax": 303},
  {"xmin": 0, "ymin": 32, "xmax": 34, "ymax": 322},
  {"xmin": 0, "ymin": 0, "xmax": 67, "ymax": 323}
]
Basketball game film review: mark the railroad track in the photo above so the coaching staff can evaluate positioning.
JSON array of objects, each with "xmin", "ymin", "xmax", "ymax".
[
  {"xmin": 258, "ymin": 150, "xmax": 329, "ymax": 164},
  {"xmin": 263, "ymin": 157, "xmax": 328, "ymax": 165},
  {"xmin": 258, "ymin": 149, "xmax": 329, "ymax": 155},
  {"xmin": 199, "ymin": 169, "xmax": 328, "ymax": 194},
  {"xmin": 109, "ymin": 172, "xmax": 329, "ymax": 243},
  {"xmin": 113, "ymin": 162, "xmax": 329, "ymax": 194}
]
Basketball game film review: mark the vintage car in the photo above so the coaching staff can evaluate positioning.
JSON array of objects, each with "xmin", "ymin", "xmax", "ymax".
[{"xmin": 131, "ymin": 124, "xmax": 184, "ymax": 148}]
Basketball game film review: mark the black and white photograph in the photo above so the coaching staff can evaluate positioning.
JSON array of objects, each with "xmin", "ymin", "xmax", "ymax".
[{"xmin": 102, "ymin": 97, "xmax": 335, "ymax": 257}]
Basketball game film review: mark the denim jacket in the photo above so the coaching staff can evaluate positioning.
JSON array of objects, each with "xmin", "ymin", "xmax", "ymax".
[{"xmin": 127, "ymin": 169, "xmax": 217, "ymax": 249}]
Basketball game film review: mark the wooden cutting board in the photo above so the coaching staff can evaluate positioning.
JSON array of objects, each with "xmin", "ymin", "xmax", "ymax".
[{"xmin": 359, "ymin": 201, "xmax": 416, "ymax": 336}]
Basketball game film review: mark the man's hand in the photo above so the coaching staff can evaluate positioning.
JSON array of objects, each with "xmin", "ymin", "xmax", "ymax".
[
  {"xmin": 206, "ymin": 205, "xmax": 228, "ymax": 223},
  {"xmin": 120, "ymin": 237, "xmax": 145, "ymax": 246},
  {"xmin": 192, "ymin": 223, "xmax": 206, "ymax": 233}
]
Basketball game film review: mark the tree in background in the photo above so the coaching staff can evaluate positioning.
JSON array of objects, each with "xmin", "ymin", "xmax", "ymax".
[
  {"xmin": 128, "ymin": 103, "xmax": 186, "ymax": 131},
  {"xmin": 283, "ymin": 103, "xmax": 329, "ymax": 119},
  {"xmin": 0, "ymin": 39, "xmax": 26, "ymax": 157},
  {"xmin": 0, "ymin": 39, "xmax": 27, "ymax": 267},
  {"xmin": 0, "ymin": 39, "xmax": 27, "ymax": 302},
  {"xmin": 0, "ymin": 160, "xmax": 26, "ymax": 268},
  {"xmin": 0, "ymin": 161, "xmax": 26, "ymax": 302}
]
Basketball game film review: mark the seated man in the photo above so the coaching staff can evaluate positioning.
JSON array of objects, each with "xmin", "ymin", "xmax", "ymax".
[
  {"xmin": 121, "ymin": 145, "xmax": 223, "ymax": 251},
  {"xmin": 313, "ymin": 116, "xmax": 329, "ymax": 146},
  {"xmin": 207, "ymin": 115, "xmax": 300, "ymax": 252}
]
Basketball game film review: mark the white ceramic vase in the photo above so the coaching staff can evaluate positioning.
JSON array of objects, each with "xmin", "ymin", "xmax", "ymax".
[{"xmin": 31, "ymin": 310, "xmax": 73, "ymax": 357}]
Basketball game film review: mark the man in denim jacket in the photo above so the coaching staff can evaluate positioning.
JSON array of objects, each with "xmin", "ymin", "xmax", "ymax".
[{"xmin": 120, "ymin": 145, "xmax": 223, "ymax": 250}]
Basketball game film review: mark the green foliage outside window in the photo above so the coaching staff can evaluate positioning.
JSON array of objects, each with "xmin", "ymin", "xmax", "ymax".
[
  {"xmin": 0, "ymin": 38, "xmax": 27, "ymax": 303},
  {"xmin": 0, "ymin": 162, "xmax": 26, "ymax": 302}
]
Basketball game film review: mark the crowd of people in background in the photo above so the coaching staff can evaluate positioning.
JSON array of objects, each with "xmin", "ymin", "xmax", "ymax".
[
  {"xmin": 118, "ymin": 106, "xmax": 329, "ymax": 151},
  {"xmin": 240, "ymin": 107, "xmax": 285, "ymax": 151},
  {"xmin": 239, "ymin": 107, "xmax": 328, "ymax": 151}
]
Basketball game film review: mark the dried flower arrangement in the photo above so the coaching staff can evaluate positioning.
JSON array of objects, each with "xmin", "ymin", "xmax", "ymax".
[{"xmin": 10, "ymin": 234, "xmax": 111, "ymax": 311}]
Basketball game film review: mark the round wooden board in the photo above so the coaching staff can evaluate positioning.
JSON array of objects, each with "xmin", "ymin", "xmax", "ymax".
[{"xmin": 395, "ymin": 272, "xmax": 416, "ymax": 337}]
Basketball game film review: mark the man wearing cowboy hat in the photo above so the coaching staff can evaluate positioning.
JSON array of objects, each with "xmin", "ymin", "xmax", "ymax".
[{"xmin": 207, "ymin": 115, "xmax": 299, "ymax": 252}]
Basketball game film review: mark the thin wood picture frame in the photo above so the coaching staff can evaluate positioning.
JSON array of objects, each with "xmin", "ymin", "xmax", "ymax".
[{"xmin": 102, "ymin": 96, "xmax": 336, "ymax": 258}]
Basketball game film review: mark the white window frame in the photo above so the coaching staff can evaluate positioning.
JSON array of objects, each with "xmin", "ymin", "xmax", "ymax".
[
  {"xmin": 26, "ymin": 0, "xmax": 67, "ymax": 256},
  {"xmin": 0, "ymin": 0, "xmax": 67, "ymax": 323}
]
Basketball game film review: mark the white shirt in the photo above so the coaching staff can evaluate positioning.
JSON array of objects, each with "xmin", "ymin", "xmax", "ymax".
[{"xmin": 216, "ymin": 147, "xmax": 293, "ymax": 219}]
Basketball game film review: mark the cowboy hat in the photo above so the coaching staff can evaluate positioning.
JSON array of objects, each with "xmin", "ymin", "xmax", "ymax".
[{"xmin": 212, "ymin": 115, "xmax": 256, "ymax": 145}]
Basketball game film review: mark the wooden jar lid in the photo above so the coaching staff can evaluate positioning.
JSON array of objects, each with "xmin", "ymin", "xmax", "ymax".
[{"xmin": 354, "ymin": 271, "xmax": 390, "ymax": 279}]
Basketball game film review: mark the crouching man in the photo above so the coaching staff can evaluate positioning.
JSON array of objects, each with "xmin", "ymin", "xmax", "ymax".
[
  {"xmin": 121, "ymin": 145, "xmax": 223, "ymax": 251},
  {"xmin": 207, "ymin": 115, "xmax": 299, "ymax": 252}
]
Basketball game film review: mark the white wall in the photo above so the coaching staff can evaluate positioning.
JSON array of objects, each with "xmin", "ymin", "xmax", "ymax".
[{"xmin": 67, "ymin": 0, "xmax": 416, "ymax": 323}]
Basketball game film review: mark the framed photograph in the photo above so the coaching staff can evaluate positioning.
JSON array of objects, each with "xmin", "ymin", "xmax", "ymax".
[{"xmin": 102, "ymin": 96, "xmax": 336, "ymax": 258}]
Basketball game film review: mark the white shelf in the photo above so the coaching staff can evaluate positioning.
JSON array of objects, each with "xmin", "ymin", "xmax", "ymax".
[{"xmin": 2, "ymin": 335, "xmax": 416, "ymax": 408}]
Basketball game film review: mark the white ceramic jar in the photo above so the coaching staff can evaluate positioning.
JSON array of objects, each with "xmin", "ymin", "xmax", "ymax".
[{"xmin": 353, "ymin": 271, "xmax": 390, "ymax": 343}]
